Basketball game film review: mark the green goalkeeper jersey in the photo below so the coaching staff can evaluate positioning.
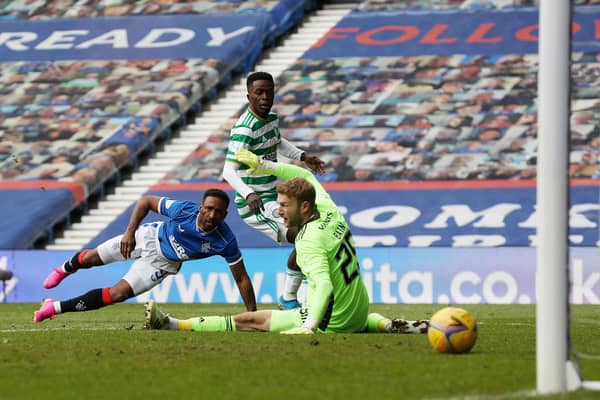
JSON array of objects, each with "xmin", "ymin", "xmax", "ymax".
[{"xmin": 275, "ymin": 163, "xmax": 370, "ymax": 333}]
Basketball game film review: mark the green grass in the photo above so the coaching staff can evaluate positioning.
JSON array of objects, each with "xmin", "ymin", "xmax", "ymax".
[{"xmin": 1, "ymin": 303, "xmax": 600, "ymax": 400}]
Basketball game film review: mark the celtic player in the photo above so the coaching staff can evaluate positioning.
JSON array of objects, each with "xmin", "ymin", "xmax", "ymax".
[
  {"xmin": 221, "ymin": 71, "xmax": 325, "ymax": 310},
  {"xmin": 145, "ymin": 150, "xmax": 428, "ymax": 334}
]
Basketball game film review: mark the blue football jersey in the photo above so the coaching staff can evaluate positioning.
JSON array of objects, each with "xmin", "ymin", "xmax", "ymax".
[{"xmin": 155, "ymin": 197, "xmax": 242, "ymax": 264}]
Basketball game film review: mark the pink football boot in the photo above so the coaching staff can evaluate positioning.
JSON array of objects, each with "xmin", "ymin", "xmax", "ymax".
[
  {"xmin": 43, "ymin": 267, "xmax": 72, "ymax": 289},
  {"xmin": 33, "ymin": 299, "xmax": 56, "ymax": 323}
]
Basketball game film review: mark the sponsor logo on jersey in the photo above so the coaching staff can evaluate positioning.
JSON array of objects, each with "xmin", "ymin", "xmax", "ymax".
[
  {"xmin": 169, "ymin": 234, "xmax": 189, "ymax": 260},
  {"xmin": 177, "ymin": 224, "xmax": 185, "ymax": 233}
]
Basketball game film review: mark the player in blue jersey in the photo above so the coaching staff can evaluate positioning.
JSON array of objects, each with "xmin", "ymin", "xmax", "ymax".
[{"xmin": 33, "ymin": 189, "xmax": 257, "ymax": 323}]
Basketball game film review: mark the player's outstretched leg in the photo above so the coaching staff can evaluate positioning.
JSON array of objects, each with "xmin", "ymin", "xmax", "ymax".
[
  {"xmin": 365, "ymin": 312, "xmax": 429, "ymax": 334},
  {"xmin": 33, "ymin": 298, "xmax": 56, "ymax": 322},
  {"xmin": 278, "ymin": 248, "xmax": 302, "ymax": 310},
  {"xmin": 143, "ymin": 301, "xmax": 236, "ymax": 332},
  {"xmin": 43, "ymin": 268, "xmax": 71, "ymax": 289},
  {"xmin": 278, "ymin": 294, "xmax": 301, "ymax": 310},
  {"xmin": 43, "ymin": 249, "xmax": 92, "ymax": 289},
  {"xmin": 390, "ymin": 319, "xmax": 429, "ymax": 334},
  {"xmin": 144, "ymin": 300, "xmax": 171, "ymax": 330}
]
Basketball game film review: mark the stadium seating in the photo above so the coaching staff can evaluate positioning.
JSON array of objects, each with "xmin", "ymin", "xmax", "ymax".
[
  {"xmin": 0, "ymin": 0, "xmax": 316, "ymax": 248},
  {"xmin": 1, "ymin": 0, "xmax": 599, "ymax": 249}
]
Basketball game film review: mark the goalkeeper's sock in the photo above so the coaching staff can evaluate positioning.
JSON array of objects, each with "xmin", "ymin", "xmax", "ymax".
[
  {"xmin": 59, "ymin": 288, "xmax": 113, "ymax": 313},
  {"xmin": 188, "ymin": 316, "xmax": 237, "ymax": 332},
  {"xmin": 365, "ymin": 312, "xmax": 391, "ymax": 333},
  {"xmin": 283, "ymin": 268, "xmax": 304, "ymax": 301}
]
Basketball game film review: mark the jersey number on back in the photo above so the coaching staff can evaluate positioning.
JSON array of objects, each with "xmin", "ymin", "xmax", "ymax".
[{"xmin": 335, "ymin": 231, "xmax": 359, "ymax": 286}]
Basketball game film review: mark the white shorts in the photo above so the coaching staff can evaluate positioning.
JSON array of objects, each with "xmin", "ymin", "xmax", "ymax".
[
  {"xmin": 238, "ymin": 199, "xmax": 287, "ymax": 243},
  {"xmin": 96, "ymin": 223, "xmax": 182, "ymax": 295}
]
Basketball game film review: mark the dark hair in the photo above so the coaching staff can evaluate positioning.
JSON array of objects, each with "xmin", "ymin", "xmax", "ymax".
[
  {"xmin": 246, "ymin": 71, "xmax": 274, "ymax": 89},
  {"xmin": 203, "ymin": 189, "xmax": 230, "ymax": 208}
]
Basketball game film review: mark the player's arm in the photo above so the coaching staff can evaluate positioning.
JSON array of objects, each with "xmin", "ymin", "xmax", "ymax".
[
  {"xmin": 221, "ymin": 238, "xmax": 257, "ymax": 311},
  {"xmin": 121, "ymin": 195, "xmax": 160, "ymax": 258},
  {"xmin": 222, "ymin": 160, "xmax": 254, "ymax": 200},
  {"xmin": 228, "ymin": 258, "xmax": 257, "ymax": 312},
  {"xmin": 301, "ymin": 254, "xmax": 334, "ymax": 332},
  {"xmin": 278, "ymin": 138, "xmax": 325, "ymax": 175},
  {"xmin": 234, "ymin": 149, "xmax": 323, "ymax": 190},
  {"xmin": 222, "ymin": 127, "xmax": 263, "ymax": 213},
  {"xmin": 222, "ymin": 160, "xmax": 264, "ymax": 214},
  {"xmin": 234, "ymin": 150, "xmax": 336, "ymax": 219}
]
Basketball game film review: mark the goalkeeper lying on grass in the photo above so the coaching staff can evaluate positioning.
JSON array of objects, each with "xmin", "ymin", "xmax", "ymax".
[{"xmin": 144, "ymin": 149, "xmax": 428, "ymax": 334}]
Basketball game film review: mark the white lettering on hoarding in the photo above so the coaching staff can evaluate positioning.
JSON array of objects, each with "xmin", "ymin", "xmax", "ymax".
[
  {"xmin": 135, "ymin": 28, "xmax": 195, "ymax": 48},
  {"xmin": 346, "ymin": 202, "xmax": 599, "ymax": 247},
  {"xmin": 482, "ymin": 271, "xmax": 518, "ymax": 304},
  {"xmin": 570, "ymin": 204, "xmax": 600, "ymax": 228},
  {"xmin": 37, "ymin": 30, "xmax": 88, "ymax": 50},
  {"xmin": 0, "ymin": 32, "xmax": 37, "ymax": 50},
  {"xmin": 206, "ymin": 26, "xmax": 255, "ymax": 46},
  {"xmin": 398, "ymin": 271, "xmax": 432, "ymax": 303},
  {"xmin": 0, "ymin": 26, "xmax": 255, "ymax": 52},
  {"xmin": 451, "ymin": 271, "xmax": 481, "ymax": 303},
  {"xmin": 78, "ymin": 29, "xmax": 129, "ymax": 49},
  {"xmin": 571, "ymin": 258, "xmax": 600, "ymax": 304},
  {"xmin": 375, "ymin": 263, "xmax": 397, "ymax": 303},
  {"xmin": 130, "ymin": 254, "xmax": 600, "ymax": 305},
  {"xmin": 520, "ymin": 205, "xmax": 600, "ymax": 229},
  {"xmin": 349, "ymin": 205, "xmax": 420, "ymax": 229},
  {"xmin": 425, "ymin": 204, "xmax": 521, "ymax": 228},
  {"xmin": 219, "ymin": 271, "xmax": 265, "ymax": 303},
  {"xmin": 176, "ymin": 272, "xmax": 218, "ymax": 303}
]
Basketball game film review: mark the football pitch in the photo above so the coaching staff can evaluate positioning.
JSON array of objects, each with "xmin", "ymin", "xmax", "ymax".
[{"xmin": 2, "ymin": 303, "xmax": 600, "ymax": 400}]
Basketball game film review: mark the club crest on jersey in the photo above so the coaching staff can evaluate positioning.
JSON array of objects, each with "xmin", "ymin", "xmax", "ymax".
[{"xmin": 201, "ymin": 241, "xmax": 212, "ymax": 253}]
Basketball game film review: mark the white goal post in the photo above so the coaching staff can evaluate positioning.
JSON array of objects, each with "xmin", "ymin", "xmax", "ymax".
[{"xmin": 536, "ymin": 0, "xmax": 600, "ymax": 394}]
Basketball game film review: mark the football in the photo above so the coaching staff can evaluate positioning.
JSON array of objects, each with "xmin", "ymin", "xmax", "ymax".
[{"xmin": 427, "ymin": 307, "xmax": 477, "ymax": 354}]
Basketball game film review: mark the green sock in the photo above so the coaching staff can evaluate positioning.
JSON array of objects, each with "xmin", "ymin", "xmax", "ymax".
[
  {"xmin": 190, "ymin": 316, "xmax": 237, "ymax": 332},
  {"xmin": 366, "ymin": 313, "xmax": 390, "ymax": 333}
]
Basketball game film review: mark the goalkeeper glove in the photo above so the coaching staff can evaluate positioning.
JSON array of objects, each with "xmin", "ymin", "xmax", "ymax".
[
  {"xmin": 234, "ymin": 149, "xmax": 276, "ymax": 176},
  {"xmin": 280, "ymin": 326, "xmax": 314, "ymax": 335}
]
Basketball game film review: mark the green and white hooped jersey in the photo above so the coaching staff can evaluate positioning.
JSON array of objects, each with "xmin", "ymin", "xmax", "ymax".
[{"xmin": 226, "ymin": 107, "xmax": 281, "ymax": 209}]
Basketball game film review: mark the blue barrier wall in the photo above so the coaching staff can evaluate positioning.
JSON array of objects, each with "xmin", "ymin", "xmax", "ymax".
[{"xmin": 2, "ymin": 247, "xmax": 599, "ymax": 304}]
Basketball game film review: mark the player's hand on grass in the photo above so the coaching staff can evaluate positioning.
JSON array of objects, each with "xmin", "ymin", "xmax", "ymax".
[
  {"xmin": 302, "ymin": 154, "xmax": 326, "ymax": 175},
  {"xmin": 120, "ymin": 231, "xmax": 136, "ymax": 259},
  {"xmin": 246, "ymin": 193, "xmax": 265, "ymax": 214},
  {"xmin": 280, "ymin": 326, "xmax": 314, "ymax": 335}
]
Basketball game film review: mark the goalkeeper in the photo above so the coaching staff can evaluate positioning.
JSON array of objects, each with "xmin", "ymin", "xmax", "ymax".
[{"xmin": 145, "ymin": 149, "xmax": 428, "ymax": 334}]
